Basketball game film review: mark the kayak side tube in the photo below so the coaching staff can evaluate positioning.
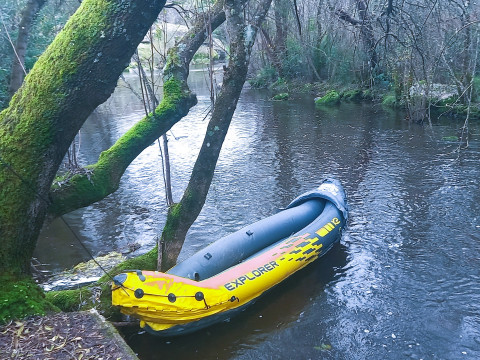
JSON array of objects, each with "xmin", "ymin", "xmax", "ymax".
[{"xmin": 111, "ymin": 179, "xmax": 348, "ymax": 335}]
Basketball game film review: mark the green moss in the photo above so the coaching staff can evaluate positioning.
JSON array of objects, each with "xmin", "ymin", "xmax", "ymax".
[
  {"xmin": 45, "ymin": 248, "xmax": 158, "ymax": 320},
  {"xmin": 342, "ymin": 89, "xmax": 363, "ymax": 102},
  {"xmin": 49, "ymin": 75, "xmax": 188, "ymax": 217},
  {"xmin": 45, "ymin": 288, "xmax": 92, "ymax": 312},
  {"xmin": 0, "ymin": 276, "xmax": 59, "ymax": 323},
  {"xmin": 161, "ymin": 203, "xmax": 183, "ymax": 241},
  {"xmin": 315, "ymin": 90, "xmax": 340, "ymax": 107},
  {"xmin": 382, "ymin": 94, "xmax": 400, "ymax": 108},
  {"xmin": 164, "ymin": 47, "xmax": 182, "ymax": 74},
  {"xmin": 161, "ymin": 77, "xmax": 184, "ymax": 103},
  {"xmin": 272, "ymin": 93, "xmax": 289, "ymax": 101}
]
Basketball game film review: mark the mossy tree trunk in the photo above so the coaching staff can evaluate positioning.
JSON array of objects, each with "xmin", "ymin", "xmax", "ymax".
[
  {"xmin": 0, "ymin": 0, "xmax": 167, "ymax": 279},
  {"xmin": 159, "ymin": 0, "xmax": 273, "ymax": 271}
]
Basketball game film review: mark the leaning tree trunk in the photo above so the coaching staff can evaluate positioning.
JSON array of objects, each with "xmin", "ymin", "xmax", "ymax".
[
  {"xmin": 159, "ymin": 0, "xmax": 273, "ymax": 271},
  {"xmin": 8, "ymin": 0, "xmax": 47, "ymax": 97},
  {"xmin": 0, "ymin": 0, "xmax": 167, "ymax": 278}
]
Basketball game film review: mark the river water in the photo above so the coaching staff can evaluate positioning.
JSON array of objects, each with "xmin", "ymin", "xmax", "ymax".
[{"xmin": 35, "ymin": 69, "xmax": 480, "ymax": 359}]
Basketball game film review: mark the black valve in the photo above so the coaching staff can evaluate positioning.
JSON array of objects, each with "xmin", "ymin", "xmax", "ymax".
[
  {"xmin": 134, "ymin": 288, "xmax": 144, "ymax": 299},
  {"xmin": 195, "ymin": 292, "xmax": 204, "ymax": 301}
]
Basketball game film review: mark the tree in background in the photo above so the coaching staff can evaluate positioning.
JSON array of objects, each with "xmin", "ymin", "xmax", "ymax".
[
  {"xmin": 0, "ymin": 0, "xmax": 79, "ymax": 107},
  {"xmin": 8, "ymin": 0, "xmax": 48, "ymax": 96},
  {"xmin": 247, "ymin": 0, "xmax": 479, "ymax": 124}
]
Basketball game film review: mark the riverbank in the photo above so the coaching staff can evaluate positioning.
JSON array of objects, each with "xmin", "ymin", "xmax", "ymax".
[
  {"xmin": 0, "ymin": 309, "xmax": 138, "ymax": 359},
  {"xmin": 253, "ymin": 77, "xmax": 480, "ymax": 121}
]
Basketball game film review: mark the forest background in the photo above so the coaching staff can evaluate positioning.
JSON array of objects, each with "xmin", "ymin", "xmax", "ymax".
[{"xmin": 2, "ymin": 0, "xmax": 479, "ymax": 120}]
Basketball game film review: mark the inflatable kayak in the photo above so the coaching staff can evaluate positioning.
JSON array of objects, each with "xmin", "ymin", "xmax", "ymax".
[{"xmin": 111, "ymin": 178, "xmax": 348, "ymax": 336}]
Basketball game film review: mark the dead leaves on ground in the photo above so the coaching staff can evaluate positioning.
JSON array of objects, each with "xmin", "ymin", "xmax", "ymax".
[{"xmin": 0, "ymin": 312, "xmax": 127, "ymax": 359}]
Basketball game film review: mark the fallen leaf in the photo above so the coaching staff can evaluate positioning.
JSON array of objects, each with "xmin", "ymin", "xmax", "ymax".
[{"xmin": 16, "ymin": 324, "xmax": 25, "ymax": 337}]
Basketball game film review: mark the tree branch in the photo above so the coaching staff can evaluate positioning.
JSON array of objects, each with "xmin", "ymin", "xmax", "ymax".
[
  {"xmin": 48, "ymin": 0, "xmax": 227, "ymax": 218},
  {"xmin": 336, "ymin": 9, "xmax": 362, "ymax": 26}
]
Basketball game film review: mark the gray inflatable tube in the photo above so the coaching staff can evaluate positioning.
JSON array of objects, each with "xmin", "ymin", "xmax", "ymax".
[{"xmin": 167, "ymin": 178, "xmax": 348, "ymax": 281}]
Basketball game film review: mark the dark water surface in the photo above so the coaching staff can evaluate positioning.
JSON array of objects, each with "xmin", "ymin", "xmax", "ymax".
[{"xmin": 36, "ymin": 71, "xmax": 480, "ymax": 359}]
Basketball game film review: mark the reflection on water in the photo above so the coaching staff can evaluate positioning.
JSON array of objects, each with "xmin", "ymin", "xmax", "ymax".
[{"xmin": 36, "ymin": 70, "xmax": 480, "ymax": 359}]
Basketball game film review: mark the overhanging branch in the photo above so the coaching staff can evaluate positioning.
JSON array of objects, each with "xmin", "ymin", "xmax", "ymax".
[{"xmin": 48, "ymin": 1, "xmax": 226, "ymax": 218}]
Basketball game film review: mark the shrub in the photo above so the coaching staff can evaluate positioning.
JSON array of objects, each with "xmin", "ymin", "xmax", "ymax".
[
  {"xmin": 342, "ymin": 89, "xmax": 363, "ymax": 102},
  {"xmin": 381, "ymin": 94, "xmax": 398, "ymax": 108},
  {"xmin": 315, "ymin": 90, "xmax": 340, "ymax": 106},
  {"xmin": 249, "ymin": 65, "xmax": 277, "ymax": 88},
  {"xmin": 270, "ymin": 77, "xmax": 288, "ymax": 92},
  {"xmin": 272, "ymin": 93, "xmax": 289, "ymax": 101}
]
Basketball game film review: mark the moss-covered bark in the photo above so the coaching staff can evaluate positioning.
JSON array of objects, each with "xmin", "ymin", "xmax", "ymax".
[
  {"xmin": 0, "ymin": 0, "xmax": 167, "ymax": 320},
  {"xmin": 0, "ymin": 275, "xmax": 59, "ymax": 323},
  {"xmin": 48, "ymin": 0, "xmax": 227, "ymax": 218},
  {"xmin": 159, "ymin": 0, "xmax": 273, "ymax": 271}
]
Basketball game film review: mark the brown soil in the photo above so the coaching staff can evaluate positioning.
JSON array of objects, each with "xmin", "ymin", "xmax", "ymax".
[{"xmin": 0, "ymin": 311, "xmax": 138, "ymax": 360}]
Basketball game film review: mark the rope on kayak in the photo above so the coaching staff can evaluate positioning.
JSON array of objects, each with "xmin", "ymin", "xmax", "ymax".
[
  {"xmin": 131, "ymin": 288, "xmax": 212, "ymax": 309},
  {"xmin": 0, "ymin": 154, "xmax": 130, "ymax": 297},
  {"xmin": 127, "ymin": 289, "xmax": 241, "ymax": 311}
]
